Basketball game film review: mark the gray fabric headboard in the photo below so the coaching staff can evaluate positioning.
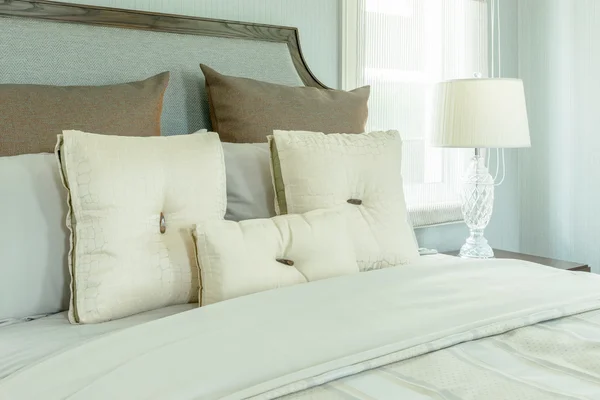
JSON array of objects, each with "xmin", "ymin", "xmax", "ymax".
[{"xmin": 0, "ymin": 0, "xmax": 327, "ymax": 136}]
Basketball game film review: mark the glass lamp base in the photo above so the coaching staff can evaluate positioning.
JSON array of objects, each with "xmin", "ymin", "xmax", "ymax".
[
  {"xmin": 459, "ymin": 230, "xmax": 494, "ymax": 259},
  {"xmin": 459, "ymin": 152, "xmax": 495, "ymax": 260}
]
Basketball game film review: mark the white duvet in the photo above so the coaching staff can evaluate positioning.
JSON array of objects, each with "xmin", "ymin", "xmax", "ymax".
[{"xmin": 2, "ymin": 257, "xmax": 600, "ymax": 399}]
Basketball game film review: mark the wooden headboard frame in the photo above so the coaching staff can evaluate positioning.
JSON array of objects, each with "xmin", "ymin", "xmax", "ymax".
[{"xmin": 0, "ymin": 0, "xmax": 329, "ymax": 89}]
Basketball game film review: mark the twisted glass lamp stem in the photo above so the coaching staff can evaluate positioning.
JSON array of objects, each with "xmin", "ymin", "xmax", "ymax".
[{"xmin": 459, "ymin": 148, "xmax": 495, "ymax": 258}]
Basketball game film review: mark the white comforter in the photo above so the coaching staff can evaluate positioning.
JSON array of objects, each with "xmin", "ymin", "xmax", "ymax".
[
  {"xmin": 2, "ymin": 258, "xmax": 600, "ymax": 399},
  {"xmin": 287, "ymin": 308, "xmax": 600, "ymax": 399}
]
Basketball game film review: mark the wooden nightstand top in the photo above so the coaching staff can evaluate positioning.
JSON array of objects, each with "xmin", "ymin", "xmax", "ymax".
[{"xmin": 443, "ymin": 249, "xmax": 590, "ymax": 272}]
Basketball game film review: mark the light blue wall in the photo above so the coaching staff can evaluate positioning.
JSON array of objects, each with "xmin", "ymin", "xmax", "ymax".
[
  {"xmin": 518, "ymin": 0, "xmax": 600, "ymax": 272},
  {"xmin": 55, "ymin": 0, "xmax": 340, "ymax": 88},
  {"xmin": 484, "ymin": 0, "xmax": 521, "ymax": 252}
]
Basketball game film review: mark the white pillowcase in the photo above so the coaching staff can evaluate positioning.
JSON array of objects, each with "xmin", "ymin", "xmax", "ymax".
[
  {"xmin": 0, "ymin": 154, "xmax": 70, "ymax": 322},
  {"xmin": 270, "ymin": 130, "xmax": 419, "ymax": 271},
  {"xmin": 58, "ymin": 130, "xmax": 226, "ymax": 323},
  {"xmin": 193, "ymin": 209, "xmax": 358, "ymax": 305}
]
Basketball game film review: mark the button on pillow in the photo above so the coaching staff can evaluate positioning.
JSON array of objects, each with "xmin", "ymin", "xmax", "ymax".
[
  {"xmin": 270, "ymin": 130, "xmax": 419, "ymax": 271},
  {"xmin": 193, "ymin": 208, "xmax": 358, "ymax": 305},
  {"xmin": 57, "ymin": 130, "xmax": 226, "ymax": 324}
]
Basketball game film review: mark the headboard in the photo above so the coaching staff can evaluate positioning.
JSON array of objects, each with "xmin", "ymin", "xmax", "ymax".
[{"xmin": 0, "ymin": 0, "xmax": 328, "ymax": 136}]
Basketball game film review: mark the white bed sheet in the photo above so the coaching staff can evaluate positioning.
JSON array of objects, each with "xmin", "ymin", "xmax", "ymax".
[
  {"xmin": 0, "ymin": 255, "xmax": 456, "ymax": 382},
  {"xmin": 0, "ymin": 303, "xmax": 196, "ymax": 380},
  {"xmin": 9, "ymin": 254, "xmax": 600, "ymax": 400},
  {"xmin": 0, "ymin": 254, "xmax": 452, "ymax": 385}
]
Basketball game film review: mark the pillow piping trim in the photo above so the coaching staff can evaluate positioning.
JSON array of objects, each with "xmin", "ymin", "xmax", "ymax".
[
  {"xmin": 268, "ymin": 135, "xmax": 287, "ymax": 215},
  {"xmin": 55, "ymin": 134, "xmax": 80, "ymax": 324}
]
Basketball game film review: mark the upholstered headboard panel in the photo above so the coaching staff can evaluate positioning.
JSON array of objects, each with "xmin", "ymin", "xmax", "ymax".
[{"xmin": 0, "ymin": 1, "xmax": 326, "ymax": 136}]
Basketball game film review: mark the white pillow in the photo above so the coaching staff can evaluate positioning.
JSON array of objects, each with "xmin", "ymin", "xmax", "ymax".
[
  {"xmin": 222, "ymin": 142, "xmax": 275, "ymax": 221},
  {"xmin": 193, "ymin": 209, "xmax": 358, "ymax": 305},
  {"xmin": 270, "ymin": 130, "xmax": 419, "ymax": 271},
  {"xmin": 0, "ymin": 154, "xmax": 69, "ymax": 322},
  {"xmin": 57, "ymin": 130, "xmax": 226, "ymax": 324}
]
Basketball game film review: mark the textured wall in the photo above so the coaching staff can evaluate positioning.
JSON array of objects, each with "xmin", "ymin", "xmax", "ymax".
[
  {"xmin": 54, "ymin": 0, "xmax": 340, "ymax": 88},
  {"xmin": 519, "ymin": 0, "xmax": 599, "ymax": 272}
]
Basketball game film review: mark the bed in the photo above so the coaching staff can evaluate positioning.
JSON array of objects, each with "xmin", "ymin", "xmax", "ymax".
[
  {"xmin": 3, "ymin": 254, "xmax": 600, "ymax": 399},
  {"xmin": 2, "ymin": 1, "xmax": 600, "ymax": 399}
]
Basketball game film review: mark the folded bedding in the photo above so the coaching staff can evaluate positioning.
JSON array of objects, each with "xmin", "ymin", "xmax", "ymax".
[
  {"xmin": 2, "ymin": 256, "xmax": 600, "ymax": 399},
  {"xmin": 0, "ymin": 304, "xmax": 195, "ymax": 381},
  {"xmin": 285, "ymin": 307, "xmax": 600, "ymax": 399}
]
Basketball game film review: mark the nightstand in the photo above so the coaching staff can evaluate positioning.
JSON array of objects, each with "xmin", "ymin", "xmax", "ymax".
[{"xmin": 443, "ymin": 249, "xmax": 590, "ymax": 272}]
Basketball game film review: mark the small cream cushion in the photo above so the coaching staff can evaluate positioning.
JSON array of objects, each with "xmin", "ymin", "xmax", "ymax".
[
  {"xmin": 194, "ymin": 209, "xmax": 358, "ymax": 305},
  {"xmin": 270, "ymin": 130, "xmax": 419, "ymax": 271},
  {"xmin": 57, "ymin": 130, "xmax": 226, "ymax": 324}
]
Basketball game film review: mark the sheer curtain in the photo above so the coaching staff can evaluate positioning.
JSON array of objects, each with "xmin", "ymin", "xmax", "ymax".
[{"xmin": 349, "ymin": 0, "xmax": 488, "ymax": 227}]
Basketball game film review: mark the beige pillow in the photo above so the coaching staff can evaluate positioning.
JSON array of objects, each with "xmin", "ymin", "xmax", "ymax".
[
  {"xmin": 193, "ymin": 209, "xmax": 358, "ymax": 305},
  {"xmin": 0, "ymin": 72, "xmax": 169, "ymax": 157},
  {"xmin": 57, "ymin": 130, "xmax": 226, "ymax": 324},
  {"xmin": 200, "ymin": 64, "xmax": 370, "ymax": 143},
  {"xmin": 269, "ymin": 130, "xmax": 419, "ymax": 271}
]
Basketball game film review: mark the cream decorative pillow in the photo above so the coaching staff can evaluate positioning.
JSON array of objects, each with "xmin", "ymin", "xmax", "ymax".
[
  {"xmin": 269, "ymin": 130, "xmax": 419, "ymax": 271},
  {"xmin": 193, "ymin": 209, "xmax": 358, "ymax": 305},
  {"xmin": 57, "ymin": 130, "xmax": 226, "ymax": 324}
]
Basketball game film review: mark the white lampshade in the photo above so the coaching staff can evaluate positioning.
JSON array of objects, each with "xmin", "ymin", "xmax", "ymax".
[{"xmin": 429, "ymin": 78, "xmax": 531, "ymax": 148}]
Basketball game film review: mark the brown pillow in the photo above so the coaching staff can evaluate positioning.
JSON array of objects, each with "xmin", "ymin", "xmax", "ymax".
[
  {"xmin": 200, "ymin": 64, "xmax": 369, "ymax": 143},
  {"xmin": 0, "ymin": 72, "xmax": 169, "ymax": 156}
]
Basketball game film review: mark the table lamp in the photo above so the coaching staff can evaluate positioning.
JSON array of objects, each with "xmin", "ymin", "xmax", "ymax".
[{"xmin": 429, "ymin": 78, "xmax": 531, "ymax": 258}]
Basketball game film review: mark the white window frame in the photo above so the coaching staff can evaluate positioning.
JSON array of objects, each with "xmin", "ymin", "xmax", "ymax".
[
  {"xmin": 340, "ymin": 0, "xmax": 361, "ymax": 91},
  {"xmin": 341, "ymin": 0, "xmax": 485, "ymax": 228}
]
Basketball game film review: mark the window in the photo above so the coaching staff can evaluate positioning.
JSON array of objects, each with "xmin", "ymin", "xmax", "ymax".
[{"xmin": 342, "ymin": 0, "xmax": 488, "ymax": 227}]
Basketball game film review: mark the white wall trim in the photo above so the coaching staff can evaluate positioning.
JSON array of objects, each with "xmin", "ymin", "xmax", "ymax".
[{"xmin": 340, "ymin": 0, "xmax": 359, "ymax": 90}]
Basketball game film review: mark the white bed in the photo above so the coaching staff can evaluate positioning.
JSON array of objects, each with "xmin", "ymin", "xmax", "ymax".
[
  {"xmin": 290, "ymin": 310, "xmax": 600, "ymax": 399},
  {"xmin": 3, "ymin": 3, "xmax": 600, "ymax": 400},
  {"xmin": 0, "ymin": 304, "xmax": 196, "ymax": 381},
  {"xmin": 3, "ymin": 255, "xmax": 600, "ymax": 399}
]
